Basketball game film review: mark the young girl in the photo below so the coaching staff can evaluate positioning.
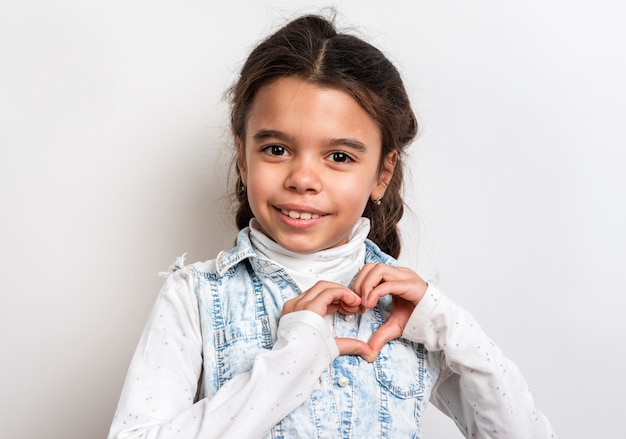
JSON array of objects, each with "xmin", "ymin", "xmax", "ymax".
[{"xmin": 108, "ymin": 14, "xmax": 556, "ymax": 438}]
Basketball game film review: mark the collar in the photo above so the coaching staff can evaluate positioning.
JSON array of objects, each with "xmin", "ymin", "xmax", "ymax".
[
  {"xmin": 249, "ymin": 218, "xmax": 371, "ymax": 291},
  {"xmin": 214, "ymin": 220, "xmax": 395, "ymax": 278}
]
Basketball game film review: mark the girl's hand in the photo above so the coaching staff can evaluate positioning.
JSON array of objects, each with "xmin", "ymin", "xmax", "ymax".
[
  {"xmin": 281, "ymin": 281, "xmax": 376, "ymax": 360},
  {"xmin": 281, "ymin": 281, "xmax": 362, "ymax": 316},
  {"xmin": 353, "ymin": 263, "xmax": 428, "ymax": 362}
]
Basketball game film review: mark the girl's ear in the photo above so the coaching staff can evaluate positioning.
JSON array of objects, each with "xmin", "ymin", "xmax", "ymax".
[
  {"xmin": 236, "ymin": 137, "xmax": 247, "ymax": 185},
  {"xmin": 372, "ymin": 150, "xmax": 398, "ymax": 201}
]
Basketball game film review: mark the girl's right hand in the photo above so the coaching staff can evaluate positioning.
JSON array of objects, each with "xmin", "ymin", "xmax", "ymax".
[
  {"xmin": 281, "ymin": 281, "xmax": 375, "ymax": 360},
  {"xmin": 281, "ymin": 281, "xmax": 362, "ymax": 317}
]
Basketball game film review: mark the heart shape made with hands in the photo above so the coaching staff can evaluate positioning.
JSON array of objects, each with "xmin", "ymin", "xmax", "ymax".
[{"xmin": 281, "ymin": 263, "xmax": 428, "ymax": 363}]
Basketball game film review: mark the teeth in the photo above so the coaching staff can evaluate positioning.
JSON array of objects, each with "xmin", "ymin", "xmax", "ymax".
[{"xmin": 281, "ymin": 209, "xmax": 320, "ymax": 220}]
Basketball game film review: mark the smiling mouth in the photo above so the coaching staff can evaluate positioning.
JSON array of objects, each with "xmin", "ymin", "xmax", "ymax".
[{"xmin": 280, "ymin": 209, "xmax": 321, "ymax": 220}]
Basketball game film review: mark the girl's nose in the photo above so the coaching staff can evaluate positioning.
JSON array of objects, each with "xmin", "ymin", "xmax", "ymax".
[{"xmin": 285, "ymin": 158, "xmax": 322, "ymax": 193}]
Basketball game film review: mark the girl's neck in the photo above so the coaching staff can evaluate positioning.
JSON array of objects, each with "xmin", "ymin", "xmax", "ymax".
[{"xmin": 249, "ymin": 218, "xmax": 370, "ymax": 292}]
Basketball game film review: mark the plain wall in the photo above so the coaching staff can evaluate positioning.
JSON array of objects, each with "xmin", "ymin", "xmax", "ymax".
[{"xmin": 1, "ymin": 1, "xmax": 625, "ymax": 438}]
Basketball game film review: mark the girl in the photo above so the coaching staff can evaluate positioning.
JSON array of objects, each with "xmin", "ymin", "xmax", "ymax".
[{"xmin": 108, "ymin": 14, "xmax": 556, "ymax": 438}]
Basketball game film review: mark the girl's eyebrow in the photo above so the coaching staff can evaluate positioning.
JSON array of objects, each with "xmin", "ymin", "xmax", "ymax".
[
  {"xmin": 252, "ymin": 129, "xmax": 291, "ymax": 142},
  {"xmin": 252, "ymin": 129, "xmax": 368, "ymax": 152},
  {"xmin": 329, "ymin": 138, "xmax": 368, "ymax": 153}
]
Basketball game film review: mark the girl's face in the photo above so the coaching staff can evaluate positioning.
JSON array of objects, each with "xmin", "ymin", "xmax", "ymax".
[{"xmin": 238, "ymin": 76, "xmax": 395, "ymax": 253}]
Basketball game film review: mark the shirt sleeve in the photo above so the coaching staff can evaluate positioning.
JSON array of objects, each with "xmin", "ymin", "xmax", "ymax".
[
  {"xmin": 107, "ymin": 268, "xmax": 338, "ymax": 439},
  {"xmin": 402, "ymin": 284, "xmax": 557, "ymax": 439}
]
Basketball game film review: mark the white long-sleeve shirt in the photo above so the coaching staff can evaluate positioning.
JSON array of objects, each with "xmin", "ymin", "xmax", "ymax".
[
  {"xmin": 108, "ymin": 223, "xmax": 556, "ymax": 438},
  {"xmin": 108, "ymin": 278, "xmax": 555, "ymax": 438}
]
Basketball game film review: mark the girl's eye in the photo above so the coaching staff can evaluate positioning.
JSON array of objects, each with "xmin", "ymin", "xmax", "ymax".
[
  {"xmin": 263, "ymin": 145, "xmax": 287, "ymax": 156},
  {"xmin": 329, "ymin": 152, "xmax": 353, "ymax": 163}
]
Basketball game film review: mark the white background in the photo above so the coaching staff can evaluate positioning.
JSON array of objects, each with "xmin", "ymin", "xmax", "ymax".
[{"xmin": 1, "ymin": 1, "xmax": 625, "ymax": 438}]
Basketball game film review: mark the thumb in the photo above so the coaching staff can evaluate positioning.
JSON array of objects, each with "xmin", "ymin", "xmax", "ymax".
[
  {"xmin": 335, "ymin": 337, "xmax": 375, "ymax": 362},
  {"xmin": 367, "ymin": 323, "xmax": 402, "ymax": 358}
]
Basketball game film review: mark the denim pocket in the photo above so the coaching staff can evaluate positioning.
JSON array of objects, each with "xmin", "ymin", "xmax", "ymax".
[
  {"xmin": 373, "ymin": 338, "xmax": 427, "ymax": 399},
  {"xmin": 214, "ymin": 319, "xmax": 271, "ymax": 385}
]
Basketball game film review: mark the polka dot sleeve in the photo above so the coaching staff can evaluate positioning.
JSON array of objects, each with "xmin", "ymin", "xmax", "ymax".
[
  {"xmin": 402, "ymin": 285, "xmax": 557, "ymax": 439},
  {"xmin": 199, "ymin": 310, "xmax": 338, "ymax": 437},
  {"xmin": 108, "ymin": 266, "xmax": 337, "ymax": 439}
]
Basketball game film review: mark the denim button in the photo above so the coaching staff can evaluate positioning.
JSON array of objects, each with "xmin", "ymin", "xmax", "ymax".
[
  {"xmin": 337, "ymin": 376, "xmax": 349, "ymax": 387},
  {"xmin": 344, "ymin": 314, "xmax": 355, "ymax": 323}
]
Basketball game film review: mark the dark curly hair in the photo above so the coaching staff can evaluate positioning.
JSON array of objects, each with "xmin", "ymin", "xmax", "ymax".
[{"xmin": 227, "ymin": 14, "xmax": 417, "ymax": 258}]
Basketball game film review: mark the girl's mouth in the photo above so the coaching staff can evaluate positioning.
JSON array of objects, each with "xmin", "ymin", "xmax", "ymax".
[{"xmin": 280, "ymin": 209, "xmax": 321, "ymax": 220}]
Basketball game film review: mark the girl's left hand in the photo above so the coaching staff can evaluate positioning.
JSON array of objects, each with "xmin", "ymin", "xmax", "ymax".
[{"xmin": 353, "ymin": 263, "xmax": 428, "ymax": 362}]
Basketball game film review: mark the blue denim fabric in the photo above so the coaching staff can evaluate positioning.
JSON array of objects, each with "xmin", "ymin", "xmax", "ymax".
[{"xmin": 190, "ymin": 228, "xmax": 438, "ymax": 438}]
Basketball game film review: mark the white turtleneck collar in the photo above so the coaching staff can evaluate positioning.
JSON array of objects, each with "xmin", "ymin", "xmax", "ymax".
[{"xmin": 249, "ymin": 218, "xmax": 370, "ymax": 292}]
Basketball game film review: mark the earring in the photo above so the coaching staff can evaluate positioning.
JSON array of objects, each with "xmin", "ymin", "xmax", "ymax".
[{"xmin": 373, "ymin": 196, "xmax": 382, "ymax": 206}]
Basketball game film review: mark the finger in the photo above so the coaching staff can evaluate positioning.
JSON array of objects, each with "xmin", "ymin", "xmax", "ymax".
[
  {"xmin": 357, "ymin": 268, "xmax": 427, "ymax": 309},
  {"xmin": 351, "ymin": 263, "xmax": 380, "ymax": 298},
  {"xmin": 367, "ymin": 322, "xmax": 403, "ymax": 356},
  {"xmin": 287, "ymin": 286, "xmax": 362, "ymax": 317},
  {"xmin": 361, "ymin": 279, "xmax": 418, "ymax": 308},
  {"xmin": 282, "ymin": 281, "xmax": 341, "ymax": 315},
  {"xmin": 336, "ymin": 288, "xmax": 362, "ymax": 307},
  {"xmin": 319, "ymin": 288, "xmax": 361, "ymax": 310},
  {"xmin": 308, "ymin": 287, "xmax": 357, "ymax": 315},
  {"xmin": 308, "ymin": 282, "xmax": 363, "ymax": 307},
  {"xmin": 353, "ymin": 263, "xmax": 400, "ymax": 306},
  {"xmin": 327, "ymin": 301, "xmax": 360, "ymax": 315},
  {"xmin": 335, "ymin": 337, "xmax": 376, "ymax": 362}
]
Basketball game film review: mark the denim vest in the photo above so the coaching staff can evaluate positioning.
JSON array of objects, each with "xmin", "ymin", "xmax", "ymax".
[{"xmin": 189, "ymin": 229, "xmax": 438, "ymax": 438}]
